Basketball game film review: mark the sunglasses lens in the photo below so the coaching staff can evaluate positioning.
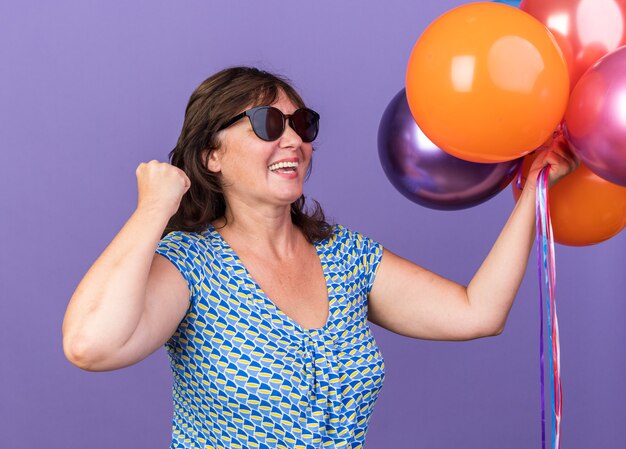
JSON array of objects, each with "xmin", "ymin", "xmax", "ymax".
[
  {"xmin": 291, "ymin": 109, "xmax": 319, "ymax": 143},
  {"xmin": 248, "ymin": 107, "xmax": 319, "ymax": 142},
  {"xmin": 251, "ymin": 107, "xmax": 284, "ymax": 141}
]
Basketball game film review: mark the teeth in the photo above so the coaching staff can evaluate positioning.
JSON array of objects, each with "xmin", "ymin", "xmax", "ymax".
[{"xmin": 268, "ymin": 161, "xmax": 299, "ymax": 171}]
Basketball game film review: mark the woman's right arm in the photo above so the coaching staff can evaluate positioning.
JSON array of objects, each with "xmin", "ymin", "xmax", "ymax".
[{"xmin": 62, "ymin": 161, "xmax": 191, "ymax": 372}]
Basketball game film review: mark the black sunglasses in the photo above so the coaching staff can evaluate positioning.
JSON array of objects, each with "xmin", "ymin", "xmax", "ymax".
[{"xmin": 218, "ymin": 106, "xmax": 320, "ymax": 143}]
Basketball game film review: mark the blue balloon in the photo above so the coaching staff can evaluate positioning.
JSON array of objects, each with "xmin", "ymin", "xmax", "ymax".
[{"xmin": 492, "ymin": 0, "xmax": 521, "ymax": 7}]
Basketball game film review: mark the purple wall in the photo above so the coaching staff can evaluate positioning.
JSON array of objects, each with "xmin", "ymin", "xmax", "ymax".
[{"xmin": 2, "ymin": 1, "xmax": 625, "ymax": 448}]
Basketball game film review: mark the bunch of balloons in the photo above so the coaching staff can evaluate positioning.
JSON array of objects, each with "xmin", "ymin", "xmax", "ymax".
[{"xmin": 379, "ymin": 0, "xmax": 626, "ymax": 245}]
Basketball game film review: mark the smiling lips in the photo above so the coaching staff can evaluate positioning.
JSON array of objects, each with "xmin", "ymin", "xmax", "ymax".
[{"xmin": 268, "ymin": 160, "xmax": 299, "ymax": 173}]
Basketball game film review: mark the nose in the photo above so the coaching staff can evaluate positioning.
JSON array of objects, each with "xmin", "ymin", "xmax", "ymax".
[{"xmin": 279, "ymin": 119, "xmax": 303, "ymax": 148}]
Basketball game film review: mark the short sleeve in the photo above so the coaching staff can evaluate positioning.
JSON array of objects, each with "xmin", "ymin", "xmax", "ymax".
[
  {"xmin": 332, "ymin": 225, "xmax": 384, "ymax": 296},
  {"xmin": 353, "ymin": 231, "xmax": 384, "ymax": 296},
  {"xmin": 155, "ymin": 231, "xmax": 201, "ymax": 298}
]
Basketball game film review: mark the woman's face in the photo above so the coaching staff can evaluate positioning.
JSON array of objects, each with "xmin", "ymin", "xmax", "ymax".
[{"xmin": 207, "ymin": 90, "xmax": 313, "ymax": 210}]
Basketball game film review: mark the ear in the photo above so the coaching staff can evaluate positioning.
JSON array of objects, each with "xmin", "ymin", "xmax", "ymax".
[{"xmin": 203, "ymin": 148, "xmax": 223, "ymax": 173}]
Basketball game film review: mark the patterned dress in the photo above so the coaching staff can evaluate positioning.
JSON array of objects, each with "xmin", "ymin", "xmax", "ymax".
[{"xmin": 156, "ymin": 224, "xmax": 385, "ymax": 449}]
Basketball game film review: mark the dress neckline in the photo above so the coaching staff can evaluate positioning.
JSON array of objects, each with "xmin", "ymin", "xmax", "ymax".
[{"xmin": 205, "ymin": 223, "xmax": 333, "ymax": 334}]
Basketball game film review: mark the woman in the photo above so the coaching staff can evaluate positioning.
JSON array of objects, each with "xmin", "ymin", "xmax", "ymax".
[{"xmin": 62, "ymin": 66, "xmax": 578, "ymax": 448}]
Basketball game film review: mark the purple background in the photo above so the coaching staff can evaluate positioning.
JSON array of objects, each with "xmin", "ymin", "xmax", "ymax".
[{"xmin": 2, "ymin": 1, "xmax": 625, "ymax": 448}]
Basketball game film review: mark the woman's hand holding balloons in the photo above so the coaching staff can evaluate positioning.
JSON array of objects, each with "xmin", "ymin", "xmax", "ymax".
[
  {"xmin": 136, "ymin": 160, "xmax": 191, "ymax": 219},
  {"xmin": 524, "ymin": 134, "xmax": 580, "ymax": 191},
  {"xmin": 513, "ymin": 137, "xmax": 626, "ymax": 246}
]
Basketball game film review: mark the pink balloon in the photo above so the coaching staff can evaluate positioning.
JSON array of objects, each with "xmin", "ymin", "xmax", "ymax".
[
  {"xmin": 564, "ymin": 46, "xmax": 626, "ymax": 187},
  {"xmin": 520, "ymin": 0, "xmax": 626, "ymax": 89}
]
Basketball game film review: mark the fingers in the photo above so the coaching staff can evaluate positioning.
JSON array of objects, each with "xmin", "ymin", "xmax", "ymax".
[
  {"xmin": 524, "ymin": 137, "xmax": 580, "ymax": 190},
  {"xmin": 547, "ymin": 142, "xmax": 580, "ymax": 173},
  {"xmin": 136, "ymin": 161, "xmax": 190, "ymax": 183},
  {"xmin": 537, "ymin": 140, "xmax": 580, "ymax": 188},
  {"xmin": 135, "ymin": 160, "xmax": 192, "ymax": 217}
]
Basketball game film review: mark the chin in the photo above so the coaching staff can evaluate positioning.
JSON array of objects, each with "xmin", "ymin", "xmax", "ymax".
[{"xmin": 275, "ymin": 190, "xmax": 303, "ymax": 205}]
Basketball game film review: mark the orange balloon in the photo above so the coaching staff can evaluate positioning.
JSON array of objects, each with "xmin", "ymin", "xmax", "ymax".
[
  {"xmin": 406, "ymin": 2, "xmax": 570, "ymax": 163},
  {"xmin": 513, "ymin": 150, "xmax": 626, "ymax": 246}
]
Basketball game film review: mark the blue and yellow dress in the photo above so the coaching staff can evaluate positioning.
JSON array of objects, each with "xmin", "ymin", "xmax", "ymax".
[{"xmin": 156, "ymin": 224, "xmax": 385, "ymax": 449}]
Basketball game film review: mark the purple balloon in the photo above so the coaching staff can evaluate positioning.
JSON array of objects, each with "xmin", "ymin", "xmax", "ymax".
[
  {"xmin": 378, "ymin": 89, "xmax": 521, "ymax": 210},
  {"xmin": 564, "ymin": 46, "xmax": 626, "ymax": 187}
]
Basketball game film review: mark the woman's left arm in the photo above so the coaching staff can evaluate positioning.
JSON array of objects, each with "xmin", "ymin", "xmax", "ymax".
[{"xmin": 368, "ymin": 141, "xmax": 579, "ymax": 341}]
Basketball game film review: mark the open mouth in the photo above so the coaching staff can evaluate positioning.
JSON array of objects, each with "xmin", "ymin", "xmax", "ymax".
[{"xmin": 268, "ymin": 161, "xmax": 299, "ymax": 174}]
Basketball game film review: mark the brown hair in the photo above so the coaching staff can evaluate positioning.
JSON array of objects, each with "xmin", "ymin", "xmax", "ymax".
[{"xmin": 164, "ymin": 66, "xmax": 332, "ymax": 243}]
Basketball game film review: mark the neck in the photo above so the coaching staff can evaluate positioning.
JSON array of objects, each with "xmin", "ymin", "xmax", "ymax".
[{"xmin": 214, "ymin": 197, "xmax": 303, "ymax": 259}]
